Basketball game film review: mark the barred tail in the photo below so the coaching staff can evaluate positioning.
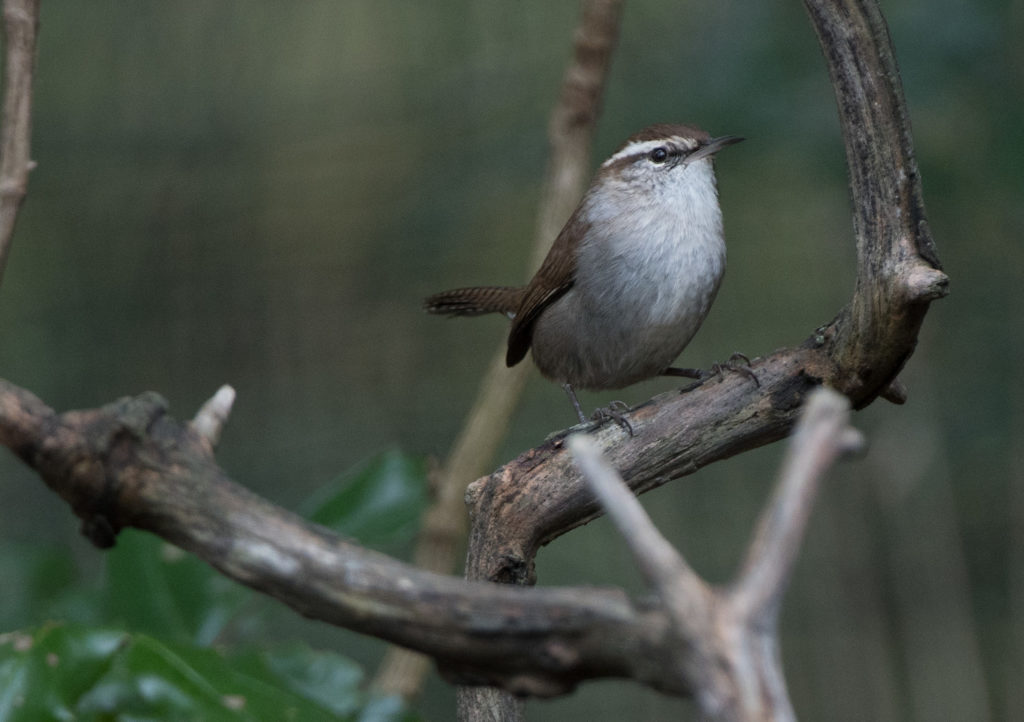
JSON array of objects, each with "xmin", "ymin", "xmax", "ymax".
[{"xmin": 423, "ymin": 286, "xmax": 524, "ymax": 317}]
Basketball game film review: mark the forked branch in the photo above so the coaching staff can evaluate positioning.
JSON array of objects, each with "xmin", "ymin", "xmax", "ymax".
[
  {"xmin": 0, "ymin": 379, "xmax": 856, "ymax": 715},
  {"xmin": 570, "ymin": 388, "xmax": 862, "ymax": 720},
  {"xmin": 0, "ymin": 378, "xmax": 854, "ymax": 707}
]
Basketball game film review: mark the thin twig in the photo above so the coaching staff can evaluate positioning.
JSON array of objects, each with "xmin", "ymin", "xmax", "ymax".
[
  {"xmin": 454, "ymin": 3, "xmax": 624, "ymax": 718},
  {"xmin": 0, "ymin": 0, "xmax": 40, "ymax": 283},
  {"xmin": 730, "ymin": 389, "xmax": 863, "ymax": 625},
  {"xmin": 569, "ymin": 434, "xmax": 711, "ymax": 628},
  {"xmin": 375, "ymin": 0, "xmax": 624, "ymax": 701},
  {"xmin": 571, "ymin": 388, "xmax": 860, "ymax": 720}
]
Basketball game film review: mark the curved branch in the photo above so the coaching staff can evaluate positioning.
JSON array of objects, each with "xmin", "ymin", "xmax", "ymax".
[
  {"xmin": 803, "ymin": 0, "xmax": 947, "ymax": 404},
  {"xmin": 463, "ymin": 0, "xmax": 948, "ymax": 588}
]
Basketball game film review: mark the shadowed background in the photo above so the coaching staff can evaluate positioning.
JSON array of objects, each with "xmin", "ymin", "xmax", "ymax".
[{"xmin": 0, "ymin": 1, "xmax": 1020, "ymax": 719}]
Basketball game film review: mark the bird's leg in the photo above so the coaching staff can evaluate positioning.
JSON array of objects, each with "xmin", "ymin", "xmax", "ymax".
[
  {"xmin": 663, "ymin": 353, "xmax": 759, "ymax": 388},
  {"xmin": 661, "ymin": 366, "xmax": 704, "ymax": 380},
  {"xmin": 563, "ymin": 384, "xmax": 634, "ymax": 435},
  {"xmin": 563, "ymin": 383, "xmax": 588, "ymax": 424}
]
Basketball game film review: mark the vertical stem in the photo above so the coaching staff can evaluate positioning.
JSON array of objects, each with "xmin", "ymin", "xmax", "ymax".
[
  {"xmin": 0, "ymin": 0, "xmax": 40, "ymax": 284},
  {"xmin": 457, "ymin": 1, "xmax": 623, "ymax": 719},
  {"xmin": 374, "ymin": 0, "xmax": 623, "ymax": 700}
]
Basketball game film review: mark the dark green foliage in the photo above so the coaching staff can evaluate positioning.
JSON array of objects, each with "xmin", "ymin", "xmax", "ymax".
[
  {"xmin": 304, "ymin": 449, "xmax": 428, "ymax": 551},
  {"xmin": 0, "ymin": 451, "xmax": 429, "ymax": 720},
  {"xmin": 0, "ymin": 624, "xmax": 416, "ymax": 721}
]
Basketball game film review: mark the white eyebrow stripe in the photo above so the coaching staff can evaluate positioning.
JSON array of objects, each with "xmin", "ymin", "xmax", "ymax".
[
  {"xmin": 601, "ymin": 136, "xmax": 700, "ymax": 167},
  {"xmin": 602, "ymin": 139, "xmax": 670, "ymax": 167}
]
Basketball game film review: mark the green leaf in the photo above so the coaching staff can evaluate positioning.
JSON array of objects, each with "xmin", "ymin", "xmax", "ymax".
[
  {"xmin": 0, "ymin": 625, "xmax": 419, "ymax": 722},
  {"xmin": 104, "ymin": 530, "xmax": 250, "ymax": 646},
  {"xmin": 76, "ymin": 634, "xmax": 340, "ymax": 721},
  {"xmin": 258, "ymin": 644, "xmax": 362, "ymax": 715},
  {"xmin": 0, "ymin": 544, "xmax": 88, "ymax": 630},
  {"xmin": 231, "ymin": 643, "xmax": 363, "ymax": 717},
  {"xmin": 0, "ymin": 622, "xmax": 125, "ymax": 722},
  {"xmin": 304, "ymin": 450, "xmax": 428, "ymax": 548},
  {"xmin": 232, "ymin": 644, "xmax": 419, "ymax": 722}
]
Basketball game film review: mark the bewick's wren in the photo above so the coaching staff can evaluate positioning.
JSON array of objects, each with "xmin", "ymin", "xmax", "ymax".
[{"xmin": 425, "ymin": 123, "xmax": 743, "ymax": 424}]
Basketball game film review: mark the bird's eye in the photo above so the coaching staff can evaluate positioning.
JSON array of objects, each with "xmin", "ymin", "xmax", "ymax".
[{"xmin": 649, "ymin": 147, "xmax": 669, "ymax": 164}]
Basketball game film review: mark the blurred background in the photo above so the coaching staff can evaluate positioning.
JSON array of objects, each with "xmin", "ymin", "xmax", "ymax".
[{"xmin": 0, "ymin": 0, "xmax": 1021, "ymax": 719}]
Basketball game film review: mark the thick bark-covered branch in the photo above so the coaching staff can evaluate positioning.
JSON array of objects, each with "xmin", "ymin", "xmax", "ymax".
[
  {"xmin": 0, "ymin": 379, "xmax": 686, "ymax": 698},
  {"xmin": 803, "ymin": 0, "xmax": 946, "ymax": 404},
  {"xmin": 0, "ymin": 378, "xmax": 857, "ymax": 715}
]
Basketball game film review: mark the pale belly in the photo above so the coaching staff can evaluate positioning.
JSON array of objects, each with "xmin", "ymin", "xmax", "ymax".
[{"xmin": 529, "ymin": 256, "xmax": 723, "ymax": 390}]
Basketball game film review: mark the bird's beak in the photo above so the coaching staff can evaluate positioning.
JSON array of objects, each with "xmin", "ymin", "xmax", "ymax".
[{"xmin": 688, "ymin": 135, "xmax": 744, "ymax": 163}]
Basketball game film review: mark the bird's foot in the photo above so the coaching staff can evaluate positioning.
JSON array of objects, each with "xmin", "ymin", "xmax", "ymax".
[
  {"xmin": 563, "ymin": 383, "xmax": 634, "ymax": 435},
  {"xmin": 590, "ymin": 400, "xmax": 634, "ymax": 436},
  {"xmin": 710, "ymin": 352, "xmax": 760, "ymax": 387}
]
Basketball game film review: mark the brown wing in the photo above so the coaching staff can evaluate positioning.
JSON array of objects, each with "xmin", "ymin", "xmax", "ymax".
[{"xmin": 505, "ymin": 209, "xmax": 588, "ymax": 367}]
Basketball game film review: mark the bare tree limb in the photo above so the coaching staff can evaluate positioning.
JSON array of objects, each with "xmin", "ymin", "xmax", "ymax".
[
  {"xmin": 0, "ymin": 0, "xmax": 39, "ymax": 282},
  {"xmin": 729, "ymin": 392, "xmax": 864, "ymax": 628},
  {"xmin": 802, "ymin": 0, "xmax": 946, "ymax": 404},
  {"xmin": 375, "ymin": 0, "xmax": 626, "ymax": 706},
  {"xmin": 571, "ymin": 388, "xmax": 859, "ymax": 721},
  {"xmin": 451, "ymin": 2, "xmax": 948, "ymax": 713},
  {"xmin": 0, "ymin": 381, "xmax": 857, "ymax": 719},
  {"xmin": 0, "ymin": 379, "xmax": 690, "ymax": 698},
  {"xmin": 569, "ymin": 433, "xmax": 711, "ymax": 630}
]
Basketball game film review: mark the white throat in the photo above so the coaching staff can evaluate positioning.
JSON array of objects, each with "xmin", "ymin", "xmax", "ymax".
[{"xmin": 577, "ymin": 156, "xmax": 725, "ymax": 325}]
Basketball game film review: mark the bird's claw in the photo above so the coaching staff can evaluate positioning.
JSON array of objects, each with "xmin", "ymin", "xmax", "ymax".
[
  {"xmin": 590, "ymin": 400, "xmax": 634, "ymax": 436},
  {"xmin": 706, "ymin": 352, "xmax": 760, "ymax": 387}
]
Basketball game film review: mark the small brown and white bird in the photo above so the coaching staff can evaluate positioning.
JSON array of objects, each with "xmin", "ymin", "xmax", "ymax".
[{"xmin": 425, "ymin": 123, "xmax": 743, "ymax": 424}]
